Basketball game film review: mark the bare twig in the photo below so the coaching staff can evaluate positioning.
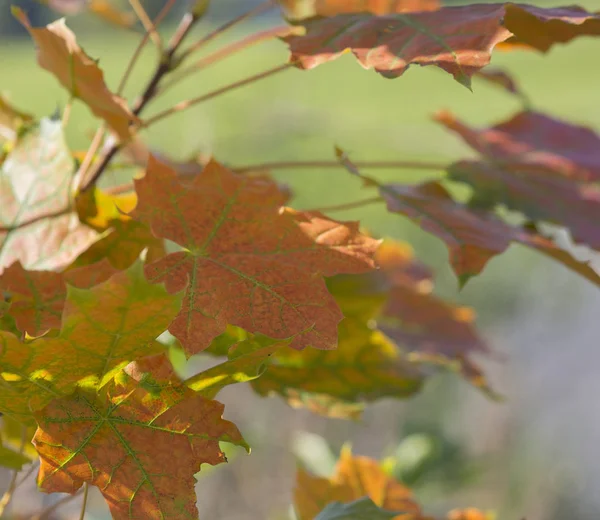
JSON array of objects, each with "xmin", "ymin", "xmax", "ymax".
[
  {"xmin": 81, "ymin": 8, "xmax": 204, "ymax": 193},
  {"xmin": 128, "ymin": 0, "xmax": 162, "ymax": 49},
  {"xmin": 78, "ymin": 483, "xmax": 89, "ymax": 520},
  {"xmin": 178, "ymin": 0, "xmax": 277, "ymax": 63},
  {"xmin": 31, "ymin": 489, "xmax": 84, "ymax": 520},
  {"xmin": 303, "ymin": 196, "xmax": 384, "ymax": 213},
  {"xmin": 159, "ymin": 25, "xmax": 293, "ymax": 94},
  {"xmin": 233, "ymin": 159, "xmax": 447, "ymax": 173},
  {"xmin": 143, "ymin": 63, "xmax": 293, "ymax": 129},
  {"xmin": 0, "ymin": 470, "xmax": 19, "ymax": 516},
  {"xmin": 117, "ymin": 0, "xmax": 178, "ymax": 95}
]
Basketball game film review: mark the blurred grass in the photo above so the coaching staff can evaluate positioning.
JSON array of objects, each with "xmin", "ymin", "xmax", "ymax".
[{"xmin": 1, "ymin": 15, "xmax": 599, "ymax": 317}]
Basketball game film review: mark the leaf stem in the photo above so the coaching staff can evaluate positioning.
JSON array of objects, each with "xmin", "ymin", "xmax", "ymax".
[
  {"xmin": 303, "ymin": 196, "xmax": 384, "ymax": 213},
  {"xmin": 78, "ymin": 483, "xmax": 89, "ymax": 520},
  {"xmin": 159, "ymin": 25, "xmax": 293, "ymax": 95},
  {"xmin": 143, "ymin": 63, "xmax": 293, "ymax": 129},
  {"xmin": 128, "ymin": 0, "xmax": 162, "ymax": 50},
  {"xmin": 32, "ymin": 488, "xmax": 84, "ymax": 520},
  {"xmin": 177, "ymin": 0, "xmax": 277, "ymax": 63},
  {"xmin": 0, "ymin": 469, "xmax": 19, "ymax": 516},
  {"xmin": 117, "ymin": 0, "xmax": 178, "ymax": 95},
  {"xmin": 233, "ymin": 159, "xmax": 447, "ymax": 173},
  {"xmin": 81, "ymin": 7, "xmax": 203, "ymax": 193}
]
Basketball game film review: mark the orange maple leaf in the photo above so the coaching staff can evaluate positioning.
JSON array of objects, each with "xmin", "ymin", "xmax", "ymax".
[
  {"xmin": 14, "ymin": 8, "xmax": 138, "ymax": 141},
  {"xmin": 131, "ymin": 156, "xmax": 380, "ymax": 355},
  {"xmin": 34, "ymin": 377, "xmax": 248, "ymax": 520}
]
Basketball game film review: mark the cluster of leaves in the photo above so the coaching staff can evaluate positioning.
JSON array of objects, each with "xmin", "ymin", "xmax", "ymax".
[{"xmin": 0, "ymin": 0, "xmax": 599, "ymax": 518}]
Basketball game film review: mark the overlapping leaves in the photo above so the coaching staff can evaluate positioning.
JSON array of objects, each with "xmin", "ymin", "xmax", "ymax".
[
  {"xmin": 0, "ymin": 261, "xmax": 180, "ymax": 424},
  {"xmin": 282, "ymin": 3, "xmax": 600, "ymax": 87},
  {"xmin": 251, "ymin": 240, "xmax": 494, "ymax": 418},
  {"xmin": 131, "ymin": 156, "xmax": 380, "ymax": 355}
]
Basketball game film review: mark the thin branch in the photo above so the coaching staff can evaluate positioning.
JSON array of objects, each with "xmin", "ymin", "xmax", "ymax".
[
  {"xmin": 303, "ymin": 196, "xmax": 384, "ymax": 213},
  {"xmin": 178, "ymin": 0, "xmax": 277, "ymax": 63},
  {"xmin": 233, "ymin": 159, "xmax": 447, "ymax": 173},
  {"xmin": 117, "ymin": 0, "xmax": 178, "ymax": 95},
  {"xmin": 62, "ymin": 98, "xmax": 73, "ymax": 128},
  {"xmin": 128, "ymin": 0, "xmax": 162, "ymax": 49},
  {"xmin": 81, "ymin": 7, "xmax": 203, "ymax": 193},
  {"xmin": 0, "ymin": 470, "xmax": 19, "ymax": 516},
  {"xmin": 159, "ymin": 25, "xmax": 293, "ymax": 94},
  {"xmin": 143, "ymin": 63, "xmax": 293, "ymax": 128},
  {"xmin": 31, "ymin": 489, "xmax": 84, "ymax": 520},
  {"xmin": 16, "ymin": 460, "xmax": 39, "ymax": 488},
  {"xmin": 78, "ymin": 483, "xmax": 89, "ymax": 520},
  {"xmin": 75, "ymin": 124, "xmax": 106, "ymax": 192}
]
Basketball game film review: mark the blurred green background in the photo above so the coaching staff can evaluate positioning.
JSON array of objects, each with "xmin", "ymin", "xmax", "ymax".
[{"xmin": 1, "ymin": 0, "xmax": 600, "ymax": 519}]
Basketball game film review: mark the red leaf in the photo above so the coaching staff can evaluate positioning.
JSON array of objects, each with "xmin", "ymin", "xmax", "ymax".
[{"xmin": 282, "ymin": 4, "xmax": 600, "ymax": 87}]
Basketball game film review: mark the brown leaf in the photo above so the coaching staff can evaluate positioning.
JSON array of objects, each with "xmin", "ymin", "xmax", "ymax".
[
  {"xmin": 436, "ymin": 110, "xmax": 600, "ymax": 182},
  {"xmin": 37, "ymin": 0, "xmax": 135, "ymax": 27},
  {"xmin": 14, "ymin": 8, "xmax": 138, "ymax": 141},
  {"xmin": 280, "ymin": 0, "xmax": 439, "ymax": 19},
  {"xmin": 448, "ymin": 160, "xmax": 600, "ymax": 250},
  {"xmin": 34, "ymin": 378, "xmax": 248, "ymax": 520},
  {"xmin": 131, "ymin": 156, "xmax": 380, "ymax": 355},
  {"xmin": 295, "ymin": 446, "xmax": 421, "ymax": 520},
  {"xmin": 282, "ymin": 4, "xmax": 600, "ymax": 87},
  {"xmin": 0, "ymin": 260, "xmax": 115, "ymax": 336}
]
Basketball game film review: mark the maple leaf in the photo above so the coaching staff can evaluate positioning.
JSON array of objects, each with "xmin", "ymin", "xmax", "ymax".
[
  {"xmin": 295, "ymin": 446, "xmax": 422, "ymax": 520},
  {"xmin": 131, "ymin": 156, "xmax": 380, "ymax": 355},
  {"xmin": 437, "ymin": 111, "xmax": 600, "ymax": 250},
  {"xmin": 0, "ymin": 118, "xmax": 98, "ymax": 273},
  {"xmin": 0, "ymin": 260, "xmax": 116, "ymax": 337},
  {"xmin": 187, "ymin": 335, "xmax": 286, "ymax": 399},
  {"xmin": 281, "ymin": 4, "xmax": 600, "ymax": 88},
  {"xmin": 279, "ymin": 0, "xmax": 439, "ymax": 19},
  {"xmin": 33, "ymin": 376, "xmax": 248, "ymax": 520},
  {"xmin": 14, "ymin": 9, "xmax": 138, "ymax": 141},
  {"xmin": 252, "ymin": 273, "xmax": 423, "ymax": 419},
  {"xmin": 436, "ymin": 110, "xmax": 600, "ymax": 182},
  {"xmin": 373, "ymin": 178, "xmax": 600, "ymax": 287},
  {"xmin": 314, "ymin": 497, "xmax": 403, "ymax": 520},
  {"xmin": 38, "ymin": 0, "xmax": 136, "ymax": 27},
  {"xmin": 0, "ymin": 260, "xmax": 181, "ymax": 424}
]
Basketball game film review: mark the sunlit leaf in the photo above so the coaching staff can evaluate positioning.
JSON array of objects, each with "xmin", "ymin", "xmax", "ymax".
[
  {"xmin": 282, "ymin": 4, "xmax": 600, "ymax": 88},
  {"xmin": 14, "ymin": 8, "xmax": 138, "ymax": 141},
  {"xmin": 0, "ymin": 260, "xmax": 181, "ymax": 424},
  {"xmin": 280, "ymin": 0, "xmax": 439, "ymax": 19},
  {"xmin": 34, "ymin": 376, "xmax": 248, "ymax": 519},
  {"xmin": 131, "ymin": 156, "xmax": 380, "ymax": 355},
  {"xmin": 0, "ymin": 118, "xmax": 98, "ymax": 273}
]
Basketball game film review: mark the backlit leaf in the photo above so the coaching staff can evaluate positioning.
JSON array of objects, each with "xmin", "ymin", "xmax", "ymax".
[
  {"xmin": 280, "ymin": 0, "xmax": 439, "ymax": 19},
  {"xmin": 188, "ymin": 336, "xmax": 285, "ymax": 399},
  {"xmin": 436, "ymin": 110, "xmax": 600, "ymax": 182},
  {"xmin": 34, "ymin": 376, "xmax": 248, "ymax": 520},
  {"xmin": 0, "ymin": 95, "xmax": 33, "ymax": 145},
  {"xmin": 131, "ymin": 156, "xmax": 380, "ymax": 355},
  {"xmin": 37, "ymin": 0, "xmax": 135, "ymax": 27},
  {"xmin": 295, "ymin": 446, "xmax": 421, "ymax": 520},
  {"xmin": 252, "ymin": 273, "xmax": 423, "ymax": 418},
  {"xmin": 282, "ymin": 4, "xmax": 600, "ymax": 88},
  {"xmin": 314, "ymin": 497, "xmax": 401, "ymax": 520},
  {"xmin": 0, "ymin": 260, "xmax": 181, "ymax": 424},
  {"xmin": 0, "ymin": 260, "xmax": 115, "ymax": 337},
  {"xmin": 0, "ymin": 434, "xmax": 32, "ymax": 470},
  {"xmin": 0, "ymin": 118, "xmax": 98, "ymax": 272},
  {"xmin": 14, "ymin": 9, "xmax": 138, "ymax": 141}
]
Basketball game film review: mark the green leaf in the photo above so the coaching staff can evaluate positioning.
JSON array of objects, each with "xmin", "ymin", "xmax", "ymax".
[{"xmin": 314, "ymin": 497, "xmax": 401, "ymax": 520}]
